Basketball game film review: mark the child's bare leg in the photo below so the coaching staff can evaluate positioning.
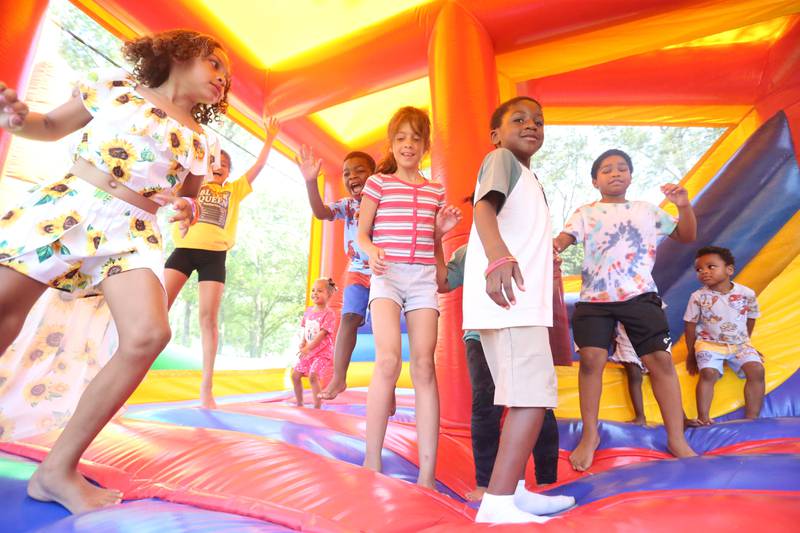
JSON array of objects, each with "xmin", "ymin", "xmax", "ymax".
[
  {"xmin": 570, "ymin": 347, "xmax": 606, "ymax": 471},
  {"xmin": 695, "ymin": 368, "xmax": 719, "ymax": 425},
  {"xmin": 741, "ymin": 362, "xmax": 765, "ymax": 419},
  {"xmin": 291, "ymin": 370, "xmax": 304, "ymax": 406},
  {"xmin": 623, "ymin": 362, "xmax": 646, "ymax": 425},
  {"xmin": 406, "ymin": 308, "xmax": 439, "ymax": 489},
  {"xmin": 198, "ymin": 280, "xmax": 224, "ymax": 409},
  {"xmin": 319, "ymin": 312, "xmax": 361, "ymax": 400},
  {"xmin": 309, "ymin": 372, "xmax": 322, "ymax": 409},
  {"xmin": 476, "ymin": 407, "xmax": 551, "ymax": 524},
  {"xmin": 0, "ymin": 266, "xmax": 48, "ymax": 355},
  {"xmin": 364, "ymin": 299, "xmax": 402, "ymax": 473},
  {"xmin": 28, "ymin": 269, "xmax": 170, "ymax": 514},
  {"xmin": 488, "ymin": 408, "xmax": 544, "ymax": 494},
  {"xmin": 642, "ymin": 351, "xmax": 696, "ymax": 457}
]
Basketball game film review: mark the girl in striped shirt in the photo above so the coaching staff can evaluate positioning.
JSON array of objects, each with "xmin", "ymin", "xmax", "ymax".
[{"xmin": 357, "ymin": 106, "xmax": 461, "ymax": 488}]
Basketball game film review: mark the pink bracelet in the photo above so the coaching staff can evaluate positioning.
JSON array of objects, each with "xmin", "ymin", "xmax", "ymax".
[
  {"xmin": 182, "ymin": 197, "xmax": 200, "ymax": 225},
  {"xmin": 484, "ymin": 256, "xmax": 517, "ymax": 278}
]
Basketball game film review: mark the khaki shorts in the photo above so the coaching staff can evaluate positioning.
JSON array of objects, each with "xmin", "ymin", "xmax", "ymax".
[{"xmin": 478, "ymin": 326, "xmax": 557, "ymax": 408}]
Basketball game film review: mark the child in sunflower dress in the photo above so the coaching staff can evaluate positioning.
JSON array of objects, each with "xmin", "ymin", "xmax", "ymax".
[{"xmin": 0, "ymin": 29, "xmax": 231, "ymax": 515}]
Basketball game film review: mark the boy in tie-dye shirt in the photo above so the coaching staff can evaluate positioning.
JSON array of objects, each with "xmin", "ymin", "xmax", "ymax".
[{"xmin": 553, "ymin": 149, "xmax": 698, "ymax": 473}]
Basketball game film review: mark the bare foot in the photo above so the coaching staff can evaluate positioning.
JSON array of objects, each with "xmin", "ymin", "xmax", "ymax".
[
  {"xmin": 697, "ymin": 417, "xmax": 714, "ymax": 426},
  {"xmin": 28, "ymin": 466, "xmax": 122, "ymax": 515},
  {"xmin": 569, "ymin": 432, "xmax": 600, "ymax": 472},
  {"xmin": 200, "ymin": 396, "xmax": 218, "ymax": 409},
  {"xmin": 684, "ymin": 417, "xmax": 703, "ymax": 428},
  {"xmin": 363, "ymin": 457, "xmax": 382, "ymax": 472},
  {"xmin": 466, "ymin": 486, "xmax": 487, "ymax": 501},
  {"xmin": 417, "ymin": 475, "xmax": 436, "ymax": 490},
  {"xmin": 667, "ymin": 437, "xmax": 697, "ymax": 458},
  {"xmin": 628, "ymin": 416, "xmax": 646, "ymax": 426},
  {"xmin": 318, "ymin": 376, "xmax": 347, "ymax": 400},
  {"xmin": 313, "ymin": 400, "xmax": 322, "ymax": 409}
]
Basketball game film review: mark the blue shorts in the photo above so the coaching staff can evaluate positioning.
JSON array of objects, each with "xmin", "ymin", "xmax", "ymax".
[{"xmin": 342, "ymin": 271, "xmax": 370, "ymax": 321}]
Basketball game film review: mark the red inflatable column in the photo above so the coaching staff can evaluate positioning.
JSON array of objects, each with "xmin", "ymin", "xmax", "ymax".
[
  {"xmin": 429, "ymin": 2, "xmax": 498, "ymax": 428},
  {"xmin": 0, "ymin": 0, "xmax": 48, "ymax": 172}
]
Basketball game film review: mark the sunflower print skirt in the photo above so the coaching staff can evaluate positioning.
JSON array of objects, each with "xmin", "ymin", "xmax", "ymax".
[{"xmin": 0, "ymin": 174, "xmax": 165, "ymax": 296}]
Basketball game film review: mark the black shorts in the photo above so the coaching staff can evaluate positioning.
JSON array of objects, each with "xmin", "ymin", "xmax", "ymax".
[
  {"xmin": 164, "ymin": 248, "xmax": 227, "ymax": 283},
  {"xmin": 571, "ymin": 292, "xmax": 670, "ymax": 357}
]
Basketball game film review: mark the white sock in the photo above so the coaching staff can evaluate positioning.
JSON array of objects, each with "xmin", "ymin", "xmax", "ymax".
[
  {"xmin": 514, "ymin": 480, "xmax": 576, "ymax": 515},
  {"xmin": 475, "ymin": 493, "xmax": 551, "ymax": 524}
]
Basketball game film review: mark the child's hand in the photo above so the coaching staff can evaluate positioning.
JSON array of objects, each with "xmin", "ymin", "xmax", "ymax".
[
  {"xmin": 435, "ymin": 205, "xmax": 462, "ymax": 239},
  {"xmin": 153, "ymin": 193, "xmax": 193, "ymax": 237},
  {"xmin": 263, "ymin": 113, "xmax": 280, "ymax": 141},
  {"xmin": 298, "ymin": 345, "xmax": 310, "ymax": 356},
  {"xmin": 367, "ymin": 244, "xmax": 387, "ymax": 275},
  {"xmin": 295, "ymin": 145, "xmax": 322, "ymax": 183},
  {"xmin": 552, "ymin": 239, "xmax": 562, "ymax": 264},
  {"xmin": 686, "ymin": 352, "xmax": 698, "ymax": 375},
  {"xmin": 0, "ymin": 82, "xmax": 29, "ymax": 132},
  {"xmin": 485, "ymin": 258, "xmax": 525, "ymax": 309},
  {"xmin": 661, "ymin": 183, "xmax": 690, "ymax": 207}
]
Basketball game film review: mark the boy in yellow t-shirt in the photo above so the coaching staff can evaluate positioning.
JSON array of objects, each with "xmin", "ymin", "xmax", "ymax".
[{"xmin": 164, "ymin": 116, "xmax": 279, "ymax": 408}]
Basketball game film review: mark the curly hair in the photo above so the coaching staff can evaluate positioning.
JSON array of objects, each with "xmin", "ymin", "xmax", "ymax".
[{"xmin": 122, "ymin": 29, "xmax": 230, "ymax": 125}]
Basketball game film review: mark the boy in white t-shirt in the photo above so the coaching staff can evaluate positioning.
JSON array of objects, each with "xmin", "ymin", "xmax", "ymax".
[
  {"xmin": 685, "ymin": 246, "xmax": 764, "ymax": 424},
  {"xmin": 553, "ymin": 149, "xmax": 698, "ymax": 472},
  {"xmin": 464, "ymin": 97, "xmax": 571, "ymax": 524}
]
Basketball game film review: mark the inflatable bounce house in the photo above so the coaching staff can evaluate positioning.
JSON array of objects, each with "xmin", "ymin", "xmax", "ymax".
[{"xmin": 1, "ymin": 1, "xmax": 800, "ymax": 531}]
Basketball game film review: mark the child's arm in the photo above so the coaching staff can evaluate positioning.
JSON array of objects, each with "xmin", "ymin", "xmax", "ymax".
[
  {"xmin": 474, "ymin": 192, "xmax": 524, "ymax": 309},
  {"xmin": 243, "ymin": 115, "xmax": 280, "ymax": 185},
  {"xmin": 685, "ymin": 321, "xmax": 699, "ymax": 375},
  {"xmin": 553, "ymin": 232, "xmax": 576, "ymax": 255},
  {"xmin": 296, "ymin": 145, "xmax": 335, "ymax": 220},
  {"xmin": 662, "ymin": 183, "xmax": 696, "ymax": 243},
  {"xmin": 357, "ymin": 196, "xmax": 387, "ymax": 275},
  {"xmin": 0, "ymin": 83, "xmax": 92, "ymax": 141},
  {"xmin": 747, "ymin": 318, "xmax": 756, "ymax": 337},
  {"xmin": 299, "ymin": 329, "xmax": 328, "ymax": 355},
  {"xmin": 434, "ymin": 206, "xmax": 463, "ymax": 292}
]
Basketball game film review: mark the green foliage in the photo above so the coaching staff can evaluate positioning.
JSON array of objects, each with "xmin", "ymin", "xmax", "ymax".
[
  {"xmin": 535, "ymin": 125, "xmax": 724, "ymax": 276},
  {"xmin": 49, "ymin": 0, "xmax": 124, "ymax": 71}
]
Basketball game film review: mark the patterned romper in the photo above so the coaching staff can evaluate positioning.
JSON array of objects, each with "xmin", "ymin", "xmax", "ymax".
[{"xmin": 0, "ymin": 68, "xmax": 220, "ymax": 295}]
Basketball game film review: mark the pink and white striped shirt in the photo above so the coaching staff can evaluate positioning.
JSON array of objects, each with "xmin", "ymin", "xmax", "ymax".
[{"xmin": 362, "ymin": 173, "xmax": 446, "ymax": 265}]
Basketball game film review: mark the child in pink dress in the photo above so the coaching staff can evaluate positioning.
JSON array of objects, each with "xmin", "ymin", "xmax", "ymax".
[{"xmin": 292, "ymin": 278, "xmax": 337, "ymax": 409}]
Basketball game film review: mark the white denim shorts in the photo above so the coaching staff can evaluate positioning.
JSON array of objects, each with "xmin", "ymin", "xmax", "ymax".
[{"xmin": 368, "ymin": 262, "xmax": 438, "ymax": 314}]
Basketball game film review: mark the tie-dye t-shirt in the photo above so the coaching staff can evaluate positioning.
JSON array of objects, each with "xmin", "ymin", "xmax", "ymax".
[
  {"xmin": 328, "ymin": 197, "xmax": 371, "ymax": 275},
  {"xmin": 564, "ymin": 200, "xmax": 676, "ymax": 302}
]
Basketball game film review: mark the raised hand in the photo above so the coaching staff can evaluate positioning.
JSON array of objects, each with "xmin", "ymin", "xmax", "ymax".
[
  {"xmin": 661, "ymin": 183, "xmax": 690, "ymax": 208},
  {"xmin": 0, "ymin": 82, "xmax": 29, "ymax": 132},
  {"xmin": 263, "ymin": 113, "xmax": 280, "ymax": 141},
  {"xmin": 295, "ymin": 144, "xmax": 322, "ymax": 183},
  {"xmin": 435, "ymin": 205, "xmax": 462, "ymax": 239}
]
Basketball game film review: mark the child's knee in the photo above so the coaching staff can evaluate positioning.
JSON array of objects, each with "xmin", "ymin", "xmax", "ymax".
[
  {"xmin": 291, "ymin": 370, "xmax": 303, "ymax": 381},
  {"xmin": 744, "ymin": 363, "xmax": 765, "ymax": 382},
  {"xmin": 410, "ymin": 357, "xmax": 436, "ymax": 383},
  {"xmin": 309, "ymin": 372, "xmax": 319, "ymax": 384},
  {"xmin": 643, "ymin": 352, "xmax": 675, "ymax": 376},
  {"xmin": 699, "ymin": 368, "xmax": 720, "ymax": 382},
  {"xmin": 374, "ymin": 356, "xmax": 401, "ymax": 381},
  {"xmin": 578, "ymin": 350, "xmax": 607, "ymax": 374}
]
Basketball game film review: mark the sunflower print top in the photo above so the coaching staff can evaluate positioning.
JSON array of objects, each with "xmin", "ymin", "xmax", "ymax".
[
  {"xmin": 75, "ymin": 68, "xmax": 221, "ymax": 193},
  {"xmin": 0, "ymin": 69, "xmax": 221, "ymax": 297}
]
